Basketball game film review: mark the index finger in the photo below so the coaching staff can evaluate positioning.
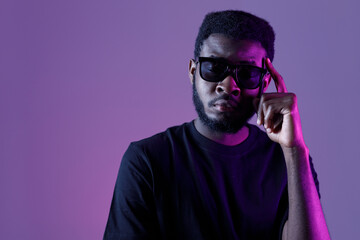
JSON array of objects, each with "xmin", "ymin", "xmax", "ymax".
[{"xmin": 265, "ymin": 58, "xmax": 287, "ymax": 93}]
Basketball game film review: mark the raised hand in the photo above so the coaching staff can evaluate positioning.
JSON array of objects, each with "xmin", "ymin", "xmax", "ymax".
[{"xmin": 256, "ymin": 58, "xmax": 305, "ymax": 149}]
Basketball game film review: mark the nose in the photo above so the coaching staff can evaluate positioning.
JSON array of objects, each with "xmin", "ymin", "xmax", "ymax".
[{"xmin": 215, "ymin": 75, "xmax": 240, "ymax": 96}]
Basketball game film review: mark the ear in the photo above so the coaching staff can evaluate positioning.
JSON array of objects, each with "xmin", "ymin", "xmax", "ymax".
[
  {"xmin": 188, "ymin": 59, "xmax": 197, "ymax": 84},
  {"xmin": 262, "ymin": 73, "xmax": 271, "ymax": 92}
]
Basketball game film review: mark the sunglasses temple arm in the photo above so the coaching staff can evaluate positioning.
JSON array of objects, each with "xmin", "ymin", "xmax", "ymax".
[{"xmin": 257, "ymin": 75, "xmax": 265, "ymax": 98}]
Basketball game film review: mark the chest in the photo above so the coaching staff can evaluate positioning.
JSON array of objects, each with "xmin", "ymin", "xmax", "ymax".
[{"xmin": 151, "ymin": 146, "xmax": 287, "ymax": 238}]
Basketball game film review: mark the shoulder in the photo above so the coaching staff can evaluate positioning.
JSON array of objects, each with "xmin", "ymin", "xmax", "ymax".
[
  {"xmin": 120, "ymin": 122, "xmax": 192, "ymax": 176},
  {"xmin": 127, "ymin": 122, "xmax": 191, "ymax": 156}
]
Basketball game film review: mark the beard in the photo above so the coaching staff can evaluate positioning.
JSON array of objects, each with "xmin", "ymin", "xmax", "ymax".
[{"xmin": 192, "ymin": 80, "xmax": 255, "ymax": 134}]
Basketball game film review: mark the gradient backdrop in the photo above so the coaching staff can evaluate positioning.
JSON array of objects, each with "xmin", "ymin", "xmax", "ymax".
[{"xmin": 1, "ymin": 0, "xmax": 359, "ymax": 239}]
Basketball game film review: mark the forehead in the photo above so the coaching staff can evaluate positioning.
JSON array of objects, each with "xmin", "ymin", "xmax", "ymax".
[{"xmin": 200, "ymin": 34, "xmax": 267, "ymax": 66}]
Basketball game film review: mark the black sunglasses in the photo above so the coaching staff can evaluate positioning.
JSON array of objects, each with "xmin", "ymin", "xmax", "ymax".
[{"xmin": 196, "ymin": 57, "xmax": 268, "ymax": 90}]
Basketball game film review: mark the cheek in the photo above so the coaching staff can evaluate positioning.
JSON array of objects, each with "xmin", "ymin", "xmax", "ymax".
[
  {"xmin": 195, "ymin": 76, "xmax": 217, "ymax": 99},
  {"xmin": 196, "ymin": 82, "xmax": 211, "ymax": 103}
]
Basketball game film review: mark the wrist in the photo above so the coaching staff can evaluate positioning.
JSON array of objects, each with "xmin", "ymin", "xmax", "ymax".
[
  {"xmin": 281, "ymin": 143, "xmax": 308, "ymax": 154},
  {"xmin": 281, "ymin": 143, "xmax": 309, "ymax": 164}
]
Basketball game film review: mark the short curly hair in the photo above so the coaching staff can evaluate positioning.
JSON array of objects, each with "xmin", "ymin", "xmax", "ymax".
[{"xmin": 194, "ymin": 10, "xmax": 275, "ymax": 61}]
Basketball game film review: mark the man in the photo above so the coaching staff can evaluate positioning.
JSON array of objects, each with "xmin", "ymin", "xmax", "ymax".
[{"xmin": 104, "ymin": 10, "xmax": 330, "ymax": 239}]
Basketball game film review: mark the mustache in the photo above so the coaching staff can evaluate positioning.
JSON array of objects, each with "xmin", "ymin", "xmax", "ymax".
[{"xmin": 208, "ymin": 94, "xmax": 239, "ymax": 107}]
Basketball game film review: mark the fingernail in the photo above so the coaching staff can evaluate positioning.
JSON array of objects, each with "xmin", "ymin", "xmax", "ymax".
[{"xmin": 257, "ymin": 119, "xmax": 260, "ymax": 125}]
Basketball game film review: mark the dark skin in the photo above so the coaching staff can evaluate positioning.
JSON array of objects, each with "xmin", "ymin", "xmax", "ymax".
[
  {"xmin": 189, "ymin": 35, "xmax": 271, "ymax": 145},
  {"xmin": 189, "ymin": 34, "xmax": 330, "ymax": 240}
]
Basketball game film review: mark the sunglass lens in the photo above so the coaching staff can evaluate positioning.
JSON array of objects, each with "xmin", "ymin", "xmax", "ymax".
[
  {"xmin": 236, "ymin": 67, "xmax": 262, "ymax": 89},
  {"xmin": 200, "ymin": 60, "xmax": 227, "ymax": 82}
]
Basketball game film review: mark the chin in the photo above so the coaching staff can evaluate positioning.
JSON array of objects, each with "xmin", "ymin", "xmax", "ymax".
[
  {"xmin": 203, "ymin": 112, "xmax": 253, "ymax": 134},
  {"xmin": 192, "ymin": 80, "xmax": 254, "ymax": 133}
]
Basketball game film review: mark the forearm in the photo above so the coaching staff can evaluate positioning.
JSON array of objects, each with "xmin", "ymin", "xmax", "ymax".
[{"xmin": 282, "ymin": 145, "xmax": 330, "ymax": 240}]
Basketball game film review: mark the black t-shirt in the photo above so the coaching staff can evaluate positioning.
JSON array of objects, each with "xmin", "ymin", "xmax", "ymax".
[{"xmin": 104, "ymin": 121, "xmax": 319, "ymax": 240}]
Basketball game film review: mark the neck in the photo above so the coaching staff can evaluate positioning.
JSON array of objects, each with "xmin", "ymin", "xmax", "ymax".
[{"xmin": 194, "ymin": 118, "xmax": 249, "ymax": 146}]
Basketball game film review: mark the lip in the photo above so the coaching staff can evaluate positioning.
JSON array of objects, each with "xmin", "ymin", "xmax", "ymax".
[{"xmin": 212, "ymin": 99, "xmax": 237, "ymax": 112}]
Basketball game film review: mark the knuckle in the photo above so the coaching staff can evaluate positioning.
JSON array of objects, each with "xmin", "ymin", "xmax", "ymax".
[{"xmin": 288, "ymin": 93, "xmax": 297, "ymax": 102}]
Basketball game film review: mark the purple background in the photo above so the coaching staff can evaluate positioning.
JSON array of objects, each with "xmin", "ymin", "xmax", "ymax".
[{"xmin": 1, "ymin": 0, "xmax": 359, "ymax": 239}]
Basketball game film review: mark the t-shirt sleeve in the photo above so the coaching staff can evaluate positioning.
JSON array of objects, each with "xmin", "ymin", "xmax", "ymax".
[
  {"xmin": 277, "ymin": 155, "xmax": 320, "ymax": 240},
  {"xmin": 103, "ymin": 143, "xmax": 160, "ymax": 240}
]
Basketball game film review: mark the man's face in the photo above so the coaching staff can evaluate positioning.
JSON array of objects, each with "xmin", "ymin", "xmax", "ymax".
[{"xmin": 189, "ymin": 34, "xmax": 270, "ymax": 133}]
